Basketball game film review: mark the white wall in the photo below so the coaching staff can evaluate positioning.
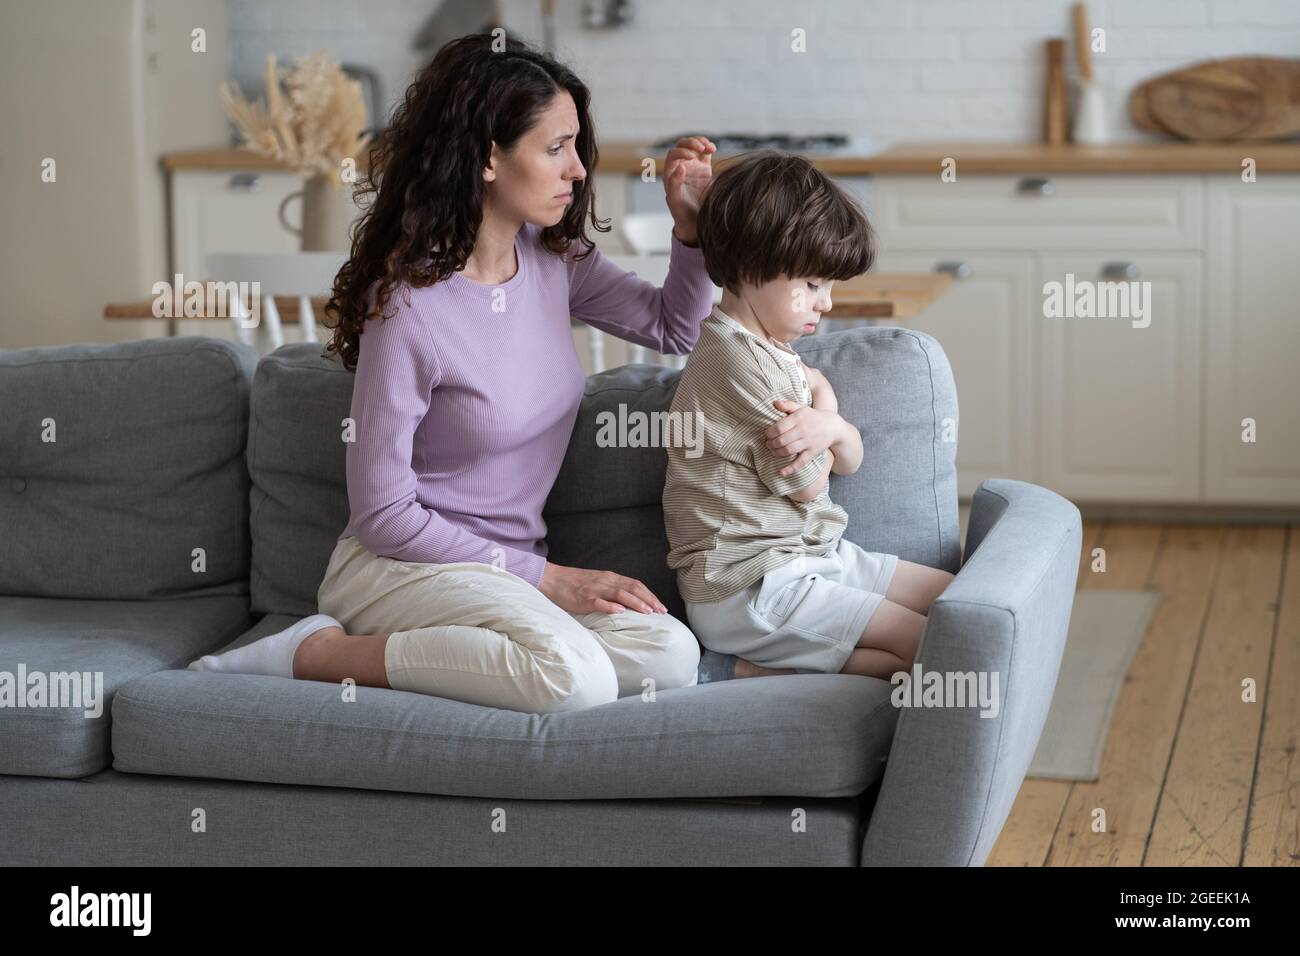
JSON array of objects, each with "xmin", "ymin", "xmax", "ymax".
[
  {"xmin": 1, "ymin": 0, "xmax": 230, "ymax": 350},
  {"xmin": 228, "ymin": 0, "xmax": 1300, "ymax": 144}
]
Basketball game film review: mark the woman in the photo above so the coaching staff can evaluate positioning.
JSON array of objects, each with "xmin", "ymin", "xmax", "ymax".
[{"xmin": 189, "ymin": 34, "xmax": 717, "ymax": 714}]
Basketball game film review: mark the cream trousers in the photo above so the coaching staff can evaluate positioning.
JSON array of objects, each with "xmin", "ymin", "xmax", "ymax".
[{"xmin": 316, "ymin": 536, "xmax": 700, "ymax": 714}]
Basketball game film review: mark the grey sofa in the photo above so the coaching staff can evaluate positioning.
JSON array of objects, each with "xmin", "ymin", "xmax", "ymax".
[{"xmin": 0, "ymin": 326, "xmax": 1080, "ymax": 866}]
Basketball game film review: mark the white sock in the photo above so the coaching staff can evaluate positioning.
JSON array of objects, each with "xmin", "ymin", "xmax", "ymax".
[{"xmin": 188, "ymin": 614, "xmax": 341, "ymax": 678}]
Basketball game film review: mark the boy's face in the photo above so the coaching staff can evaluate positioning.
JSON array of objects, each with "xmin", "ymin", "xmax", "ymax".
[{"xmin": 747, "ymin": 275, "xmax": 835, "ymax": 344}]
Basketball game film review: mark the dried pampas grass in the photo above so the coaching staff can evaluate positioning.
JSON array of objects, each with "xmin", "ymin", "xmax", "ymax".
[{"xmin": 220, "ymin": 52, "xmax": 372, "ymax": 189}]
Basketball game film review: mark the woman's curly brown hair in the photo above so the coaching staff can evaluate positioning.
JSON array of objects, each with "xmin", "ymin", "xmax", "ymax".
[{"xmin": 322, "ymin": 32, "xmax": 608, "ymax": 372}]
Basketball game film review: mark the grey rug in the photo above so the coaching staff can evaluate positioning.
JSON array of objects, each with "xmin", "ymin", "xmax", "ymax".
[{"xmin": 1026, "ymin": 589, "xmax": 1162, "ymax": 781}]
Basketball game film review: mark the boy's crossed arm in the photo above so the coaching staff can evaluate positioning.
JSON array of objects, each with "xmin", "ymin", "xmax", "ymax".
[
  {"xmin": 742, "ymin": 361, "xmax": 863, "ymax": 504},
  {"xmin": 804, "ymin": 363, "xmax": 863, "ymax": 475}
]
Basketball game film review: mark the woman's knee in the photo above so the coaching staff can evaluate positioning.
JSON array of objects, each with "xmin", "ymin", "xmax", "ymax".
[
  {"xmin": 537, "ymin": 650, "xmax": 619, "ymax": 713},
  {"xmin": 529, "ymin": 621, "xmax": 620, "ymax": 713},
  {"xmin": 638, "ymin": 615, "xmax": 702, "ymax": 691}
]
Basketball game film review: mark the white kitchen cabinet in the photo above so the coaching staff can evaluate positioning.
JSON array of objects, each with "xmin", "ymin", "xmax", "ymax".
[
  {"xmin": 869, "ymin": 169, "xmax": 1300, "ymax": 506},
  {"xmin": 871, "ymin": 174, "xmax": 1203, "ymax": 251},
  {"xmin": 1036, "ymin": 253, "xmax": 1203, "ymax": 502},
  {"xmin": 1205, "ymin": 178, "xmax": 1300, "ymax": 504},
  {"xmin": 169, "ymin": 169, "xmax": 304, "ymax": 275},
  {"xmin": 167, "ymin": 169, "xmax": 306, "ymax": 338},
  {"xmin": 871, "ymin": 252, "xmax": 1036, "ymax": 497}
]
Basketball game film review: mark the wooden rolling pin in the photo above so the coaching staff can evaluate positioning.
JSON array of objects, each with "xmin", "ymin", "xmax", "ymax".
[
  {"xmin": 1044, "ymin": 39, "xmax": 1069, "ymax": 145},
  {"xmin": 1072, "ymin": 2, "xmax": 1093, "ymax": 81}
]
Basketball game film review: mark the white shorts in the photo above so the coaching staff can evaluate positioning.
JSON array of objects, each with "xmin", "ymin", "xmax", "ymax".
[{"xmin": 684, "ymin": 538, "xmax": 899, "ymax": 674}]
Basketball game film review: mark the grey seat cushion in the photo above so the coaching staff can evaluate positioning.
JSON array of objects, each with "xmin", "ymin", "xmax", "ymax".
[
  {"xmin": 3, "ymin": 767, "xmax": 866, "ymax": 866},
  {"xmin": 0, "ymin": 336, "xmax": 258, "ymax": 601},
  {"xmin": 110, "ymin": 615, "xmax": 900, "ymax": 800},
  {"xmin": 0, "ymin": 595, "xmax": 253, "ymax": 777}
]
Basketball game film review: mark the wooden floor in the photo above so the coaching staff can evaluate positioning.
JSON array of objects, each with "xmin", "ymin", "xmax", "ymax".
[{"xmin": 972, "ymin": 517, "xmax": 1300, "ymax": 866}]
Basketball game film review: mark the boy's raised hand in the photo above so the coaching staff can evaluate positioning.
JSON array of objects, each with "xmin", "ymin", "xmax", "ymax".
[
  {"xmin": 766, "ymin": 398, "xmax": 849, "ymax": 477},
  {"xmin": 662, "ymin": 136, "xmax": 716, "ymax": 245}
]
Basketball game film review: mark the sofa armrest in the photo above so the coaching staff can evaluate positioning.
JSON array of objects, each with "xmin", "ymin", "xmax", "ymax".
[{"xmin": 859, "ymin": 478, "xmax": 1081, "ymax": 866}]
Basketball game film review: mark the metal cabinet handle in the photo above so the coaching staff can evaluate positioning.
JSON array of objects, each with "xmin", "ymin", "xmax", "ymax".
[
  {"xmin": 935, "ymin": 261, "xmax": 972, "ymax": 279},
  {"xmin": 227, "ymin": 173, "xmax": 262, "ymax": 192},
  {"xmin": 1101, "ymin": 261, "xmax": 1139, "ymax": 280},
  {"xmin": 1016, "ymin": 176, "xmax": 1054, "ymax": 196}
]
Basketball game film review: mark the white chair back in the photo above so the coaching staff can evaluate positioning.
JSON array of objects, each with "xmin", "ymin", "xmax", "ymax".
[
  {"xmin": 619, "ymin": 212, "xmax": 676, "ymax": 255},
  {"xmin": 592, "ymin": 254, "xmax": 722, "ymax": 371},
  {"xmin": 206, "ymin": 252, "xmax": 348, "ymax": 354}
]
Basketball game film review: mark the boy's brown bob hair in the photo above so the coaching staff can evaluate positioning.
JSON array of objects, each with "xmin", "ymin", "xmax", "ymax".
[{"xmin": 696, "ymin": 149, "xmax": 876, "ymax": 293}]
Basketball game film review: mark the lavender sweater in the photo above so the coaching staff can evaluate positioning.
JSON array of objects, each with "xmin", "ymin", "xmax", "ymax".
[{"xmin": 339, "ymin": 222, "xmax": 715, "ymax": 589}]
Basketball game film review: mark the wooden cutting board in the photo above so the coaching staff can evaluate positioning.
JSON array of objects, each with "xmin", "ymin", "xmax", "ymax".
[{"xmin": 1130, "ymin": 57, "xmax": 1300, "ymax": 141}]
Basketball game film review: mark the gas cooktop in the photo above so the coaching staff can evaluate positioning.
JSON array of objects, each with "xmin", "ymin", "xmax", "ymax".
[{"xmin": 647, "ymin": 132, "xmax": 882, "ymax": 155}]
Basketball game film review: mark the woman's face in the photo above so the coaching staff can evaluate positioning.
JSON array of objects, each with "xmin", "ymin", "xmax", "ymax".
[{"xmin": 483, "ymin": 90, "xmax": 586, "ymax": 227}]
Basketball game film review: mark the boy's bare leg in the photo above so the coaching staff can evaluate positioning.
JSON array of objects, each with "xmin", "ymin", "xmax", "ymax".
[
  {"xmin": 292, "ymin": 626, "xmax": 392, "ymax": 688},
  {"xmin": 883, "ymin": 560, "xmax": 955, "ymax": 616},
  {"xmin": 839, "ymin": 598, "xmax": 927, "ymax": 681},
  {"xmin": 832, "ymin": 561, "xmax": 948, "ymax": 680},
  {"xmin": 838, "ymin": 646, "xmax": 910, "ymax": 681},
  {"xmin": 735, "ymin": 658, "xmax": 797, "ymax": 678},
  {"xmin": 734, "ymin": 563, "xmax": 952, "ymax": 680}
]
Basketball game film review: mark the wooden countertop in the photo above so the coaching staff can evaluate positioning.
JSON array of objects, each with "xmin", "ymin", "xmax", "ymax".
[
  {"xmin": 164, "ymin": 139, "xmax": 1300, "ymax": 176},
  {"xmin": 161, "ymin": 147, "xmax": 352, "ymax": 172},
  {"xmin": 598, "ymin": 140, "xmax": 1300, "ymax": 174},
  {"xmin": 104, "ymin": 272, "xmax": 951, "ymax": 323}
]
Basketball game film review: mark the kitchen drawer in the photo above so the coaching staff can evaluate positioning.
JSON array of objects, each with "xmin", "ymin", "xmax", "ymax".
[{"xmin": 869, "ymin": 174, "xmax": 1203, "ymax": 251}]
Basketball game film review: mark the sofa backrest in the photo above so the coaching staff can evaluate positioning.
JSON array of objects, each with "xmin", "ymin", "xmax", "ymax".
[
  {"xmin": 246, "ymin": 343, "xmax": 353, "ymax": 617},
  {"xmin": 0, "ymin": 336, "xmax": 258, "ymax": 601},
  {"xmin": 544, "ymin": 326, "xmax": 962, "ymax": 619},
  {"xmin": 249, "ymin": 325, "xmax": 961, "ymax": 621}
]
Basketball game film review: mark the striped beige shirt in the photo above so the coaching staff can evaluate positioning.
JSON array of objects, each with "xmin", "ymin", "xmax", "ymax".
[{"xmin": 663, "ymin": 305, "xmax": 849, "ymax": 603}]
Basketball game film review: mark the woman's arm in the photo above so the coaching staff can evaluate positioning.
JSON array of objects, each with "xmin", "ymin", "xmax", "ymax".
[
  {"xmin": 345, "ymin": 306, "xmax": 547, "ymax": 588},
  {"xmin": 565, "ymin": 232, "xmax": 715, "ymax": 355},
  {"xmin": 564, "ymin": 137, "xmax": 716, "ymax": 356}
]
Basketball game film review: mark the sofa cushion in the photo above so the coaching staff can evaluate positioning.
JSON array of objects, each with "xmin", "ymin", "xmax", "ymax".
[
  {"xmin": 246, "ymin": 344, "xmax": 353, "ymax": 618},
  {"xmin": 110, "ymin": 614, "xmax": 900, "ymax": 800},
  {"xmin": 0, "ymin": 336, "xmax": 259, "ymax": 601},
  {"xmin": 249, "ymin": 325, "xmax": 960, "ymax": 619},
  {"xmin": 0, "ymin": 595, "xmax": 252, "ymax": 777},
  {"xmin": 2, "ymin": 767, "xmax": 866, "ymax": 865}
]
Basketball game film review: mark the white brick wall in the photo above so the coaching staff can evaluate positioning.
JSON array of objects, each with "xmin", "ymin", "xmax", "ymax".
[{"xmin": 227, "ymin": 0, "xmax": 1300, "ymax": 144}]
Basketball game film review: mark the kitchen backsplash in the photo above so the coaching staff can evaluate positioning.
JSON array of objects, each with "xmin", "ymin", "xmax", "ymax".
[{"xmin": 229, "ymin": 0, "xmax": 1300, "ymax": 143}]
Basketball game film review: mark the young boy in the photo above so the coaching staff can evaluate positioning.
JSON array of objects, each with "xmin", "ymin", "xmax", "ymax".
[{"xmin": 662, "ymin": 150, "xmax": 954, "ymax": 683}]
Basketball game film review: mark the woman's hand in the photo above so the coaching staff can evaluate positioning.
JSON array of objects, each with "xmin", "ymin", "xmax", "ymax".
[
  {"xmin": 663, "ymin": 136, "xmax": 716, "ymax": 245},
  {"xmin": 538, "ymin": 562, "xmax": 669, "ymax": 617},
  {"xmin": 766, "ymin": 398, "xmax": 850, "ymax": 477}
]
